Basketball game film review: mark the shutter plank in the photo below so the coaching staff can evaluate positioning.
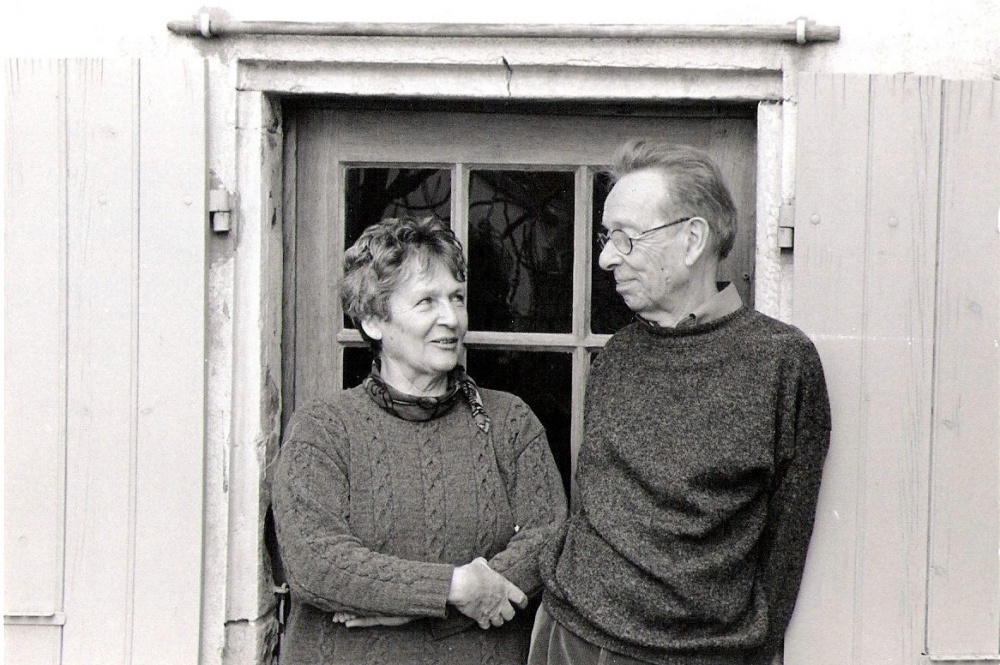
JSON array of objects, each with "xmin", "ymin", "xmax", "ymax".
[
  {"xmin": 927, "ymin": 79, "xmax": 1000, "ymax": 656},
  {"xmin": 131, "ymin": 57, "xmax": 207, "ymax": 665},
  {"xmin": 62, "ymin": 57, "xmax": 139, "ymax": 665},
  {"xmin": 854, "ymin": 73, "xmax": 939, "ymax": 663},
  {"xmin": 788, "ymin": 72, "xmax": 870, "ymax": 664},
  {"xmin": 3, "ymin": 58, "xmax": 67, "ymax": 665}
]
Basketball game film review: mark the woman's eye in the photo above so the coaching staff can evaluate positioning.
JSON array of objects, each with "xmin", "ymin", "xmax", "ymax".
[{"xmin": 451, "ymin": 294, "xmax": 466, "ymax": 304}]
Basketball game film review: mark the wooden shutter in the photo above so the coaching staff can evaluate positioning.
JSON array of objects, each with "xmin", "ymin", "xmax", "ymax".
[
  {"xmin": 791, "ymin": 73, "xmax": 1000, "ymax": 663},
  {"xmin": 5, "ymin": 58, "xmax": 69, "ymax": 665},
  {"xmin": 926, "ymin": 80, "xmax": 1000, "ymax": 657},
  {"xmin": 4, "ymin": 58, "xmax": 206, "ymax": 665}
]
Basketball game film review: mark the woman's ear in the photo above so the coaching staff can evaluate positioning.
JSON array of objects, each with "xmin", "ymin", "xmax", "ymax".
[
  {"xmin": 360, "ymin": 318, "xmax": 384, "ymax": 341},
  {"xmin": 683, "ymin": 217, "xmax": 711, "ymax": 267}
]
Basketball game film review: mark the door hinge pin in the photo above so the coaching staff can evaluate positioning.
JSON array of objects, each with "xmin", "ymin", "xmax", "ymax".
[{"xmin": 209, "ymin": 189, "xmax": 233, "ymax": 233}]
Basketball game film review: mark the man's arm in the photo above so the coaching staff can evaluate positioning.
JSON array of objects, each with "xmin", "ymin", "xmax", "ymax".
[{"xmin": 750, "ymin": 347, "xmax": 832, "ymax": 665}]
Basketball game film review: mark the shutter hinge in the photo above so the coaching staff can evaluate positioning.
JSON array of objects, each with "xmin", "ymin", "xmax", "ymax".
[
  {"xmin": 778, "ymin": 203, "xmax": 795, "ymax": 250},
  {"xmin": 208, "ymin": 189, "xmax": 233, "ymax": 234}
]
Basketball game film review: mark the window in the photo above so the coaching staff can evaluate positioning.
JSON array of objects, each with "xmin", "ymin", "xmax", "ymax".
[{"xmin": 282, "ymin": 98, "xmax": 757, "ymax": 494}]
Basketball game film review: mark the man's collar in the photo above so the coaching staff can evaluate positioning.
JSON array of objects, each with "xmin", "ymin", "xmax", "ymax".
[
  {"xmin": 640, "ymin": 282, "xmax": 743, "ymax": 330},
  {"xmin": 682, "ymin": 282, "xmax": 743, "ymax": 327}
]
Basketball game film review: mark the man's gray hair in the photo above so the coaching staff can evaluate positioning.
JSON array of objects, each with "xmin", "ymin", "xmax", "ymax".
[{"xmin": 608, "ymin": 139, "xmax": 738, "ymax": 259}]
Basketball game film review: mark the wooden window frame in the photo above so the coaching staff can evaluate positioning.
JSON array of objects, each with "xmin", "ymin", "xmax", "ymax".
[{"xmin": 223, "ymin": 52, "xmax": 795, "ymax": 663}]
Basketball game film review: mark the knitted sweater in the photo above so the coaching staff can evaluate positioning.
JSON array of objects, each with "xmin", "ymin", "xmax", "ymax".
[
  {"xmin": 539, "ymin": 308, "xmax": 831, "ymax": 665},
  {"xmin": 271, "ymin": 386, "xmax": 567, "ymax": 665}
]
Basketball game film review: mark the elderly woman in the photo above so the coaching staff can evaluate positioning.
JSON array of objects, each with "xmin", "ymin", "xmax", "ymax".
[{"xmin": 271, "ymin": 215, "xmax": 567, "ymax": 665}]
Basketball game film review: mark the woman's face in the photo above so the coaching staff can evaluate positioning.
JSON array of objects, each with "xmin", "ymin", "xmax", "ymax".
[{"xmin": 361, "ymin": 256, "xmax": 468, "ymax": 396}]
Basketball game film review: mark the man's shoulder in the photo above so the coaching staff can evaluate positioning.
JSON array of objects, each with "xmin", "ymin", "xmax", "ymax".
[{"xmin": 745, "ymin": 310, "xmax": 820, "ymax": 354}]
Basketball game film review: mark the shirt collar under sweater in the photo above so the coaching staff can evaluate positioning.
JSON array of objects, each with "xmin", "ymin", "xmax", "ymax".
[{"xmin": 637, "ymin": 282, "xmax": 743, "ymax": 332}]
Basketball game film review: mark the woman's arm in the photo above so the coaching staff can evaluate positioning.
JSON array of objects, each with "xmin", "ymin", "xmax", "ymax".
[
  {"xmin": 485, "ymin": 398, "xmax": 569, "ymax": 595},
  {"xmin": 271, "ymin": 406, "xmax": 455, "ymax": 618}
]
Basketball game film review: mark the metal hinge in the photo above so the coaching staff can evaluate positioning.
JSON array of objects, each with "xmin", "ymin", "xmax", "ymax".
[
  {"xmin": 208, "ymin": 189, "xmax": 233, "ymax": 233},
  {"xmin": 778, "ymin": 203, "xmax": 795, "ymax": 250}
]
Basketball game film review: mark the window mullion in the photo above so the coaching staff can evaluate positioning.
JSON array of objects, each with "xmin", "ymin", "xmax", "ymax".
[{"xmin": 572, "ymin": 166, "xmax": 592, "ymax": 341}]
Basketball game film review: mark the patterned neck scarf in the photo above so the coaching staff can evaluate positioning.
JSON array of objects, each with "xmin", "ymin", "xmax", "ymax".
[{"xmin": 363, "ymin": 362, "xmax": 491, "ymax": 433}]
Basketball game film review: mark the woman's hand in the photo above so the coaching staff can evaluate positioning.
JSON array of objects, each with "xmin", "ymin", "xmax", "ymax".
[
  {"xmin": 447, "ymin": 557, "xmax": 528, "ymax": 629},
  {"xmin": 332, "ymin": 611, "xmax": 415, "ymax": 628}
]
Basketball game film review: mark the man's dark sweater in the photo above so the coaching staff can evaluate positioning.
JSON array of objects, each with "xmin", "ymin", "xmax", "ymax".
[{"xmin": 539, "ymin": 307, "xmax": 831, "ymax": 665}]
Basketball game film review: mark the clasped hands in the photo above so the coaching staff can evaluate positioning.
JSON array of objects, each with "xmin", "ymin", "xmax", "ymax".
[
  {"xmin": 332, "ymin": 557, "xmax": 526, "ymax": 630},
  {"xmin": 447, "ymin": 557, "xmax": 527, "ymax": 629}
]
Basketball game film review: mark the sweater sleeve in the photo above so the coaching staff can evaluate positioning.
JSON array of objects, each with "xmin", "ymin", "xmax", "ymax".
[
  {"xmin": 486, "ymin": 397, "xmax": 569, "ymax": 596},
  {"xmin": 748, "ymin": 344, "xmax": 832, "ymax": 665},
  {"xmin": 271, "ymin": 404, "xmax": 455, "ymax": 618}
]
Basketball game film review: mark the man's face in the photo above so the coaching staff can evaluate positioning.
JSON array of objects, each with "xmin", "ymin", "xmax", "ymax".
[{"xmin": 598, "ymin": 169, "xmax": 689, "ymax": 322}]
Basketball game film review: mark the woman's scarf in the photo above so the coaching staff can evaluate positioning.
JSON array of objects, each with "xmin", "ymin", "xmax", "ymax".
[{"xmin": 363, "ymin": 362, "xmax": 491, "ymax": 433}]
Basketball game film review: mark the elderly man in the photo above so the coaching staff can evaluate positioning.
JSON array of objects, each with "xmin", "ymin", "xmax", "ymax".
[{"xmin": 530, "ymin": 140, "xmax": 831, "ymax": 665}]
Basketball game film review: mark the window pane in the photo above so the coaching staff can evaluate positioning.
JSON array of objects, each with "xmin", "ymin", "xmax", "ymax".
[
  {"xmin": 467, "ymin": 170, "xmax": 575, "ymax": 333},
  {"xmin": 466, "ymin": 349, "xmax": 572, "ymax": 496},
  {"xmin": 343, "ymin": 167, "xmax": 452, "ymax": 327},
  {"xmin": 342, "ymin": 346, "xmax": 375, "ymax": 389},
  {"xmin": 590, "ymin": 171, "xmax": 635, "ymax": 334}
]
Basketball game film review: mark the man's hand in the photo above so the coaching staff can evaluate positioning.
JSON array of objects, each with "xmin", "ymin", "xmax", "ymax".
[{"xmin": 447, "ymin": 557, "xmax": 528, "ymax": 629}]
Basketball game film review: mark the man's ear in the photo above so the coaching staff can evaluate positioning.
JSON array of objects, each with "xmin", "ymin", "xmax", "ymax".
[
  {"xmin": 360, "ymin": 318, "xmax": 384, "ymax": 341},
  {"xmin": 683, "ymin": 217, "xmax": 711, "ymax": 266}
]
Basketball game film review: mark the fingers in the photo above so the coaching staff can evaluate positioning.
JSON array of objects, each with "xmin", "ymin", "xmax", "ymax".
[
  {"xmin": 505, "ymin": 580, "xmax": 528, "ymax": 609},
  {"xmin": 449, "ymin": 558, "xmax": 529, "ymax": 629},
  {"xmin": 344, "ymin": 615, "xmax": 413, "ymax": 628},
  {"xmin": 332, "ymin": 611, "xmax": 357, "ymax": 623}
]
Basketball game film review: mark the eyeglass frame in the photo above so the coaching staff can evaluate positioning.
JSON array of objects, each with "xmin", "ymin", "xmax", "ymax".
[{"xmin": 596, "ymin": 216, "xmax": 700, "ymax": 255}]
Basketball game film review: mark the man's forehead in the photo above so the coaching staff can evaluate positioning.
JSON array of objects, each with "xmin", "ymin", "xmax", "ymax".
[{"xmin": 604, "ymin": 170, "xmax": 670, "ymax": 224}]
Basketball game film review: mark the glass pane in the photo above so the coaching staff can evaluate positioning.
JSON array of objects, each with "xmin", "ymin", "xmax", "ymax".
[
  {"xmin": 590, "ymin": 170, "xmax": 635, "ymax": 334},
  {"xmin": 467, "ymin": 170, "xmax": 575, "ymax": 333},
  {"xmin": 342, "ymin": 345, "xmax": 375, "ymax": 389},
  {"xmin": 466, "ymin": 349, "xmax": 572, "ymax": 497},
  {"xmin": 343, "ymin": 167, "xmax": 452, "ymax": 328}
]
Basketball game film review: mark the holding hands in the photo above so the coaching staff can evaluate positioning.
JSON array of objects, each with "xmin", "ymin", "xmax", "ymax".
[{"xmin": 448, "ymin": 557, "xmax": 528, "ymax": 629}]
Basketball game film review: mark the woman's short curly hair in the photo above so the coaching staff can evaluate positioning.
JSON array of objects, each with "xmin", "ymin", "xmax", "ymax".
[{"xmin": 341, "ymin": 215, "xmax": 467, "ymax": 334}]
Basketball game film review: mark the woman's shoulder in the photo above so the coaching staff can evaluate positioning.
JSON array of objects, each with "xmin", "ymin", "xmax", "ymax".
[
  {"xmin": 477, "ymin": 387, "xmax": 543, "ymax": 441},
  {"xmin": 284, "ymin": 387, "xmax": 370, "ymax": 441},
  {"xmin": 478, "ymin": 387, "xmax": 528, "ymax": 418}
]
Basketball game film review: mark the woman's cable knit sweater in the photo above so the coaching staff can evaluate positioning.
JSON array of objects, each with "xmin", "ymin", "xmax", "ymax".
[
  {"xmin": 539, "ymin": 308, "xmax": 831, "ymax": 665},
  {"xmin": 271, "ymin": 385, "xmax": 567, "ymax": 665}
]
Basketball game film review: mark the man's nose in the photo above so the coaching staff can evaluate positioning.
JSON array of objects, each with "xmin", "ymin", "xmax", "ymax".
[{"xmin": 598, "ymin": 240, "xmax": 622, "ymax": 271}]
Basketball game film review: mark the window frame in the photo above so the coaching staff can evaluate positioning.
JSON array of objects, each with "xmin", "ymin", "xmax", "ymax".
[{"xmin": 226, "ymin": 52, "xmax": 792, "ymax": 663}]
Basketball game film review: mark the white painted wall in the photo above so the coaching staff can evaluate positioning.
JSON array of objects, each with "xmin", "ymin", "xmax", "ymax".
[
  {"xmin": 3, "ymin": 0, "xmax": 999, "ymax": 79},
  {"xmin": 4, "ymin": 2, "xmax": 997, "ymax": 664}
]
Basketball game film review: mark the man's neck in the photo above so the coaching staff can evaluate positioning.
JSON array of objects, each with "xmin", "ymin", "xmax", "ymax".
[{"xmin": 646, "ymin": 271, "xmax": 721, "ymax": 328}]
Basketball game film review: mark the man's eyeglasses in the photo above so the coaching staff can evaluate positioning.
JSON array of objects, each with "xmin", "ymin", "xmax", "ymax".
[{"xmin": 597, "ymin": 216, "xmax": 697, "ymax": 255}]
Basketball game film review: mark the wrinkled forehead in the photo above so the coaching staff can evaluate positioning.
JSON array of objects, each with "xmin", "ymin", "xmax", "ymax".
[{"xmin": 604, "ymin": 170, "xmax": 671, "ymax": 228}]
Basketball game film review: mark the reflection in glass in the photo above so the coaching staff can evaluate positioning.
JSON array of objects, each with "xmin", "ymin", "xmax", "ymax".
[
  {"xmin": 590, "ymin": 171, "xmax": 636, "ymax": 334},
  {"xmin": 468, "ymin": 170, "xmax": 574, "ymax": 333},
  {"xmin": 466, "ymin": 349, "xmax": 572, "ymax": 496},
  {"xmin": 343, "ymin": 167, "xmax": 452, "ymax": 327}
]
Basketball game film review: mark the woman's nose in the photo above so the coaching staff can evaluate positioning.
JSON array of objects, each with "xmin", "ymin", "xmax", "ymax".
[
  {"xmin": 598, "ymin": 240, "xmax": 622, "ymax": 271},
  {"xmin": 437, "ymin": 300, "xmax": 459, "ymax": 326}
]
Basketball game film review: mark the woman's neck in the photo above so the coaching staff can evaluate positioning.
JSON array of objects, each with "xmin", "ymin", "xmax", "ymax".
[{"xmin": 378, "ymin": 361, "xmax": 450, "ymax": 397}]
